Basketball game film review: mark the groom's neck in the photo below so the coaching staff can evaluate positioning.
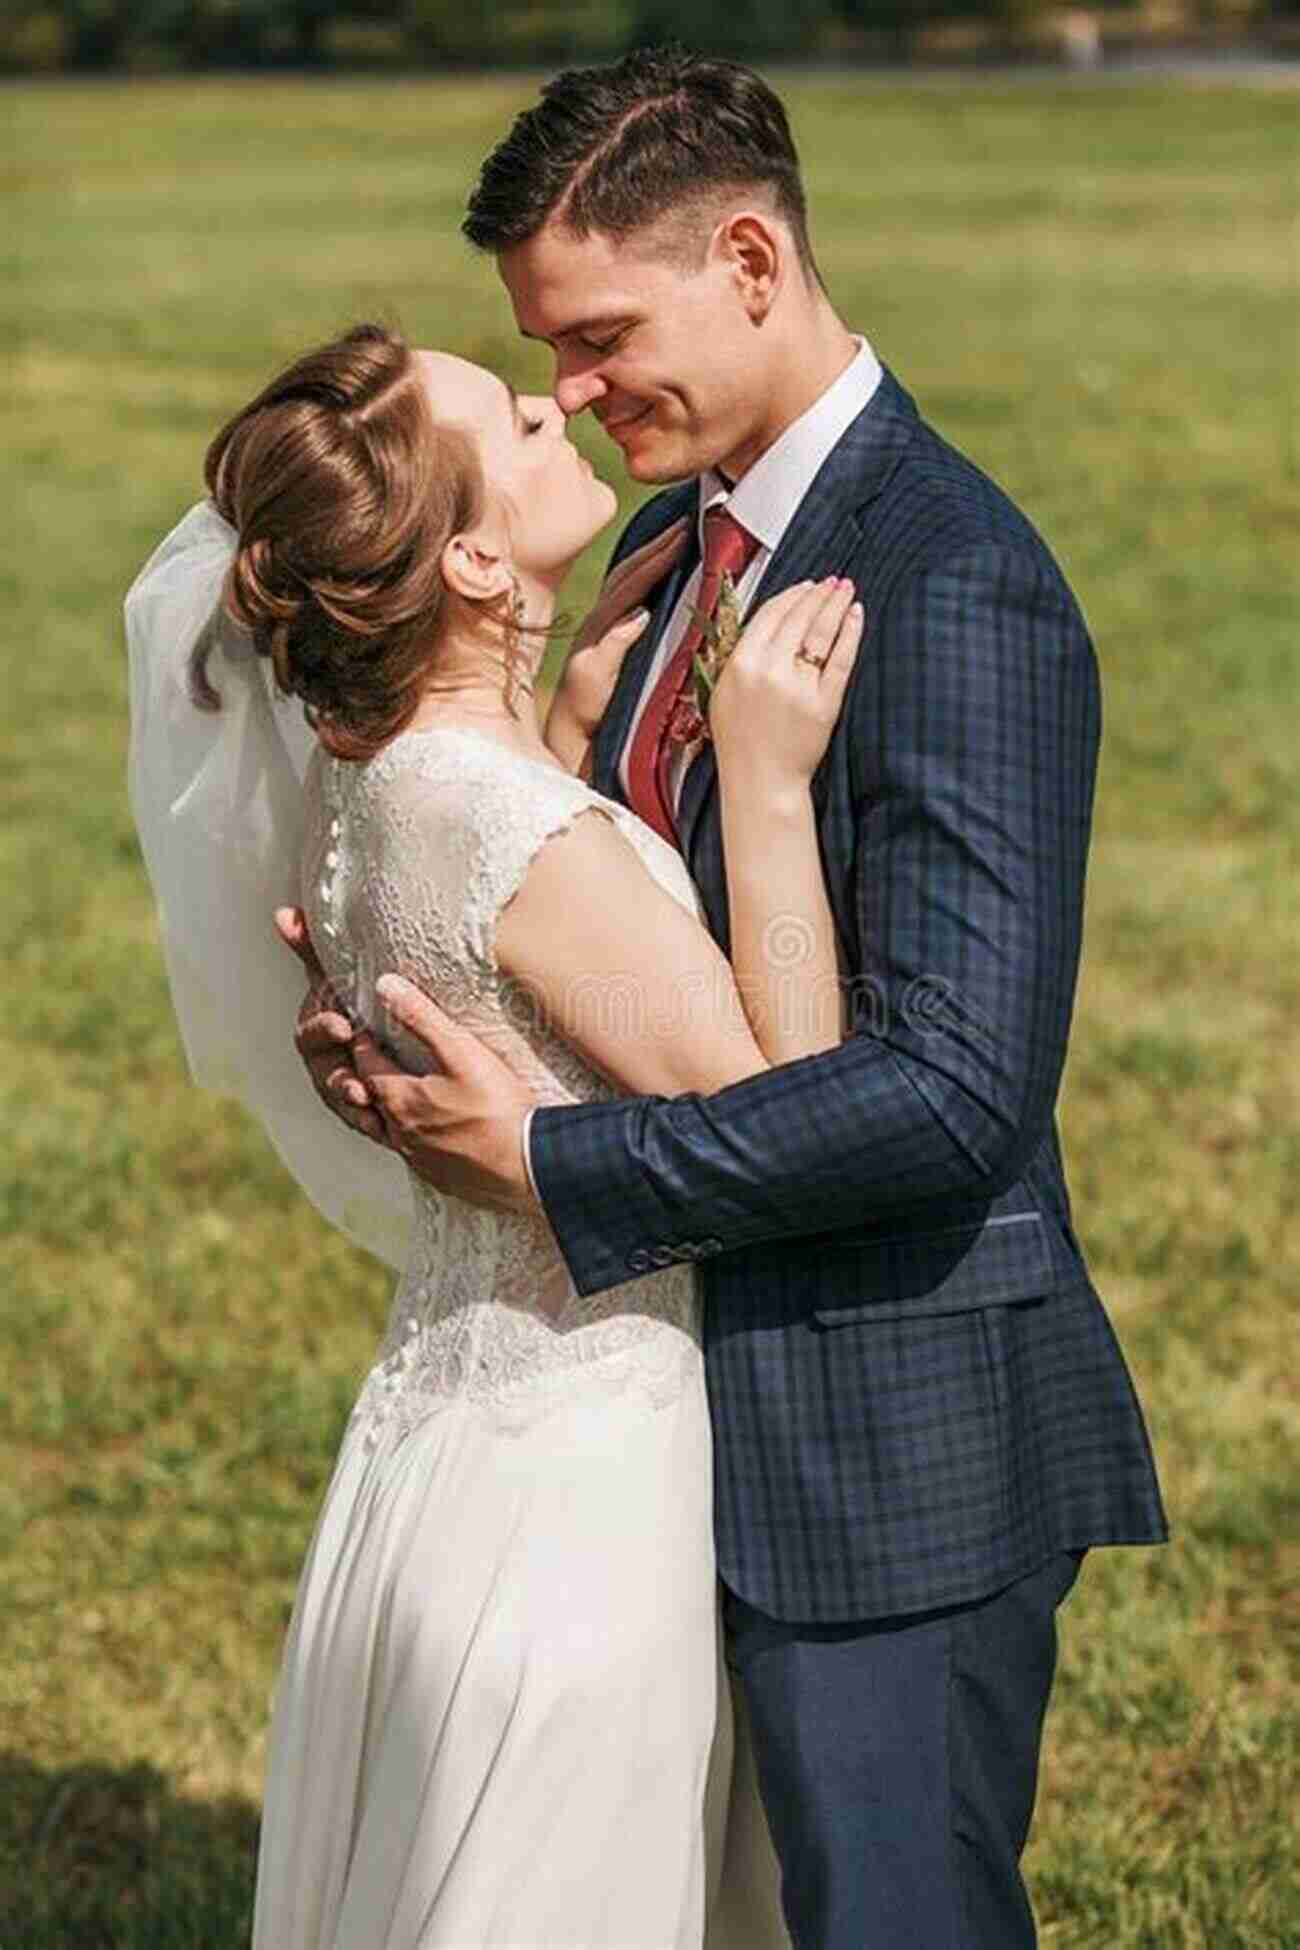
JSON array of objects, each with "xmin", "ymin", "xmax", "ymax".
[{"xmin": 719, "ymin": 297, "xmax": 859, "ymax": 484}]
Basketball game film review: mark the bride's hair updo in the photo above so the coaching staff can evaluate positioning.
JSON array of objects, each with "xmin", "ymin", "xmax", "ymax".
[{"xmin": 195, "ymin": 322, "xmax": 482, "ymax": 760}]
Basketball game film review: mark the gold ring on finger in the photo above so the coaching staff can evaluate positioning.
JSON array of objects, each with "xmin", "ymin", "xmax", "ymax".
[{"xmin": 794, "ymin": 646, "xmax": 829, "ymax": 670}]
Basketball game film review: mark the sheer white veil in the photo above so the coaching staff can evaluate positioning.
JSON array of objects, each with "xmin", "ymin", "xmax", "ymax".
[{"xmin": 124, "ymin": 498, "xmax": 413, "ymax": 1271}]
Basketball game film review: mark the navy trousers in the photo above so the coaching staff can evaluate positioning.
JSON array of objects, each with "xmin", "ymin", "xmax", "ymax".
[{"xmin": 721, "ymin": 1551, "xmax": 1086, "ymax": 1950}]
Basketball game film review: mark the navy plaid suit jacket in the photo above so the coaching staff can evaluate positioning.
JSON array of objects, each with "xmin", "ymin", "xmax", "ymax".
[{"xmin": 531, "ymin": 368, "xmax": 1167, "ymax": 1622}]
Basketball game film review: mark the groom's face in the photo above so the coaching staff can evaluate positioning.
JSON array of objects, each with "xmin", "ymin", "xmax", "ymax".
[{"xmin": 498, "ymin": 218, "xmax": 772, "ymax": 486}]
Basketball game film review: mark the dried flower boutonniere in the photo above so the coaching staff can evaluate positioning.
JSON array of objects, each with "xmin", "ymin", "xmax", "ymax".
[{"xmin": 665, "ymin": 571, "xmax": 744, "ymax": 749}]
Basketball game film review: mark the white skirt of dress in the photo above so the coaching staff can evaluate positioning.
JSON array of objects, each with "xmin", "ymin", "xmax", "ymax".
[{"xmin": 250, "ymin": 1348, "xmax": 788, "ymax": 1950}]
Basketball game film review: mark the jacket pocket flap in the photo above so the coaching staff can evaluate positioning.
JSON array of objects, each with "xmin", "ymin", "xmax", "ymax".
[{"xmin": 813, "ymin": 1212, "xmax": 1054, "ymax": 1325}]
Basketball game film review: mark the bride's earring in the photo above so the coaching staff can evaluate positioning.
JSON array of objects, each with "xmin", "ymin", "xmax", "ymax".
[{"xmin": 502, "ymin": 575, "xmax": 533, "ymax": 719}]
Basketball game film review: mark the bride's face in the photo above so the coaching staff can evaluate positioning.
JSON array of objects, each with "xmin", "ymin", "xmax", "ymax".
[{"xmin": 416, "ymin": 350, "xmax": 617, "ymax": 588}]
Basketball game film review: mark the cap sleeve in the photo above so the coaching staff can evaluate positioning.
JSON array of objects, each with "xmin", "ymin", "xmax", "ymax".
[{"xmin": 361, "ymin": 730, "xmax": 620, "ymax": 975}]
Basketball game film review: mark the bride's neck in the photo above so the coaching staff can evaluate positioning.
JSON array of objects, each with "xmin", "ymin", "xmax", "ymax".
[{"xmin": 405, "ymin": 582, "xmax": 558, "ymax": 751}]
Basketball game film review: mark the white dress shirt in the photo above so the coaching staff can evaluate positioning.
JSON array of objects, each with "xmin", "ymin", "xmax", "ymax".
[{"xmin": 522, "ymin": 333, "xmax": 883, "ymax": 1200}]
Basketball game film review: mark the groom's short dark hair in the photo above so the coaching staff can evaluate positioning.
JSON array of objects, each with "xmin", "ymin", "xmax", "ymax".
[{"xmin": 462, "ymin": 44, "xmax": 816, "ymax": 277}]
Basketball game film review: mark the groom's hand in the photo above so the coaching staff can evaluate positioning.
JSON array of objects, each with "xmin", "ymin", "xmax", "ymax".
[
  {"xmin": 355, "ymin": 975, "xmax": 540, "ymax": 1216},
  {"xmin": 275, "ymin": 905, "xmax": 389, "ymax": 1147}
]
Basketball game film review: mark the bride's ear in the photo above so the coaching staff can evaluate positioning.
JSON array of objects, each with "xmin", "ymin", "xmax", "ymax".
[{"xmin": 440, "ymin": 531, "xmax": 513, "ymax": 608}]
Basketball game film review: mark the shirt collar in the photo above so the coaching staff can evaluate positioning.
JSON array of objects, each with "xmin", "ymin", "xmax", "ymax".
[{"xmin": 697, "ymin": 334, "xmax": 883, "ymax": 555}]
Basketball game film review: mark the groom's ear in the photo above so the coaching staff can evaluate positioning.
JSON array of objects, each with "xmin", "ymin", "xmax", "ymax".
[
  {"xmin": 714, "ymin": 211, "xmax": 782, "ymax": 325},
  {"xmin": 440, "ymin": 532, "xmax": 513, "ymax": 606}
]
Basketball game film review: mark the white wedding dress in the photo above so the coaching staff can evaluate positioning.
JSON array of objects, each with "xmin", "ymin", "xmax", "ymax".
[{"xmin": 249, "ymin": 721, "xmax": 789, "ymax": 1950}]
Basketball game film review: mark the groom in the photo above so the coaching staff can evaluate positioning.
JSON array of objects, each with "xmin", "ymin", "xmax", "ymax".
[{"xmin": 284, "ymin": 47, "xmax": 1166, "ymax": 1948}]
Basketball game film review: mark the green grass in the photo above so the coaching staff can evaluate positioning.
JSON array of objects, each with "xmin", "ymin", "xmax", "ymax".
[{"xmin": 2, "ymin": 71, "xmax": 1297, "ymax": 1948}]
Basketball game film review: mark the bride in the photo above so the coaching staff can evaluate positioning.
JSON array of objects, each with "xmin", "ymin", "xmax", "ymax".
[{"xmin": 126, "ymin": 322, "xmax": 862, "ymax": 1949}]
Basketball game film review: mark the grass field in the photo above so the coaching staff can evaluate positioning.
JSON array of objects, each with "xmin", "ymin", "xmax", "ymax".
[{"xmin": 2, "ymin": 69, "xmax": 1297, "ymax": 1949}]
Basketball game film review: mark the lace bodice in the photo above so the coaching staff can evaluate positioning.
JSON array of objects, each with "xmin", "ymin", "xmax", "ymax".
[{"xmin": 301, "ymin": 722, "xmax": 706, "ymax": 1449}]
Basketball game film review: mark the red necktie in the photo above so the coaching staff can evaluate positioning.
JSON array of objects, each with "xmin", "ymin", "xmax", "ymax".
[{"xmin": 625, "ymin": 507, "xmax": 760, "ymax": 847}]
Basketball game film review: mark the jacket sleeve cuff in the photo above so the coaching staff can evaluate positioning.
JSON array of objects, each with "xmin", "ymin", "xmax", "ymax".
[{"xmin": 520, "ymin": 1104, "xmax": 541, "ymax": 1204}]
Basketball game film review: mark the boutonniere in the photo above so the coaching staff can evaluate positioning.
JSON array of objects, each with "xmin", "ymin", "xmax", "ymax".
[{"xmin": 665, "ymin": 572, "xmax": 744, "ymax": 749}]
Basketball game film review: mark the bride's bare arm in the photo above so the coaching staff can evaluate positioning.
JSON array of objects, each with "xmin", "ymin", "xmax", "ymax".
[
  {"xmin": 495, "ymin": 581, "xmax": 863, "ymax": 1100},
  {"xmin": 493, "ymin": 809, "xmax": 768, "ymax": 1098}
]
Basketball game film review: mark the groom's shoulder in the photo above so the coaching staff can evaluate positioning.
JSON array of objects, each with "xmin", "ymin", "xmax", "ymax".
[
  {"xmin": 851, "ymin": 368, "xmax": 1074, "ymax": 591},
  {"xmin": 869, "ymin": 372, "xmax": 1052, "ymax": 549}
]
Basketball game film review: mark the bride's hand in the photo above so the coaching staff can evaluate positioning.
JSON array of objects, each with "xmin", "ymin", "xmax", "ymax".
[
  {"xmin": 545, "ymin": 607, "xmax": 650, "ymax": 769},
  {"xmin": 544, "ymin": 516, "xmax": 691, "ymax": 771},
  {"xmin": 710, "ymin": 578, "xmax": 864, "ymax": 786}
]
